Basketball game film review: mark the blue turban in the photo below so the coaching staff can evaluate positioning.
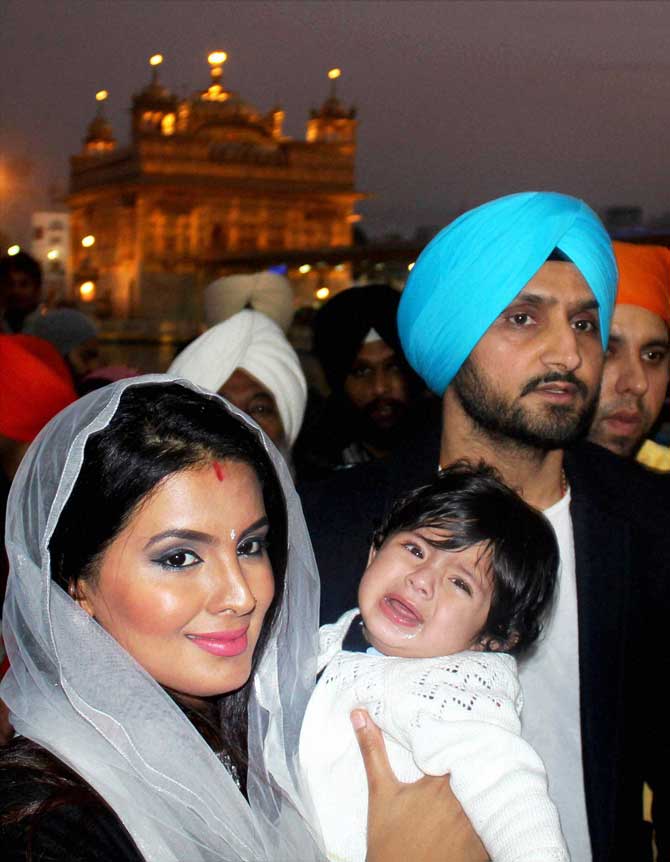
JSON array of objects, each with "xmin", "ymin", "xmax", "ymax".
[{"xmin": 397, "ymin": 191, "xmax": 617, "ymax": 395}]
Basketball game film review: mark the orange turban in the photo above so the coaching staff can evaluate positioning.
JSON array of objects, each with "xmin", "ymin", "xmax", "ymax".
[
  {"xmin": 0, "ymin": 335, "xmax": 77, "ymax": 443},
  {"xmin": 613, "ymin": 241, "xmax": 670, "ymax": 326}
]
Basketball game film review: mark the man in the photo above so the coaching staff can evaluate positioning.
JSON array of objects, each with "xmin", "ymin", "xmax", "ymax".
[
  {"xmin": 25, "ymin": 308, "xmax": 101, "ymax": 391},
  {"xmin": 168, "ymin": 309, "xmax": 307, "ymax": 464},
  {"xmin": 298, "ymin": 285, "xmax": 427, "ymax": 477},
  {"xmin": 0, "ymin": 251, "xmax": 43, "ymax": 334},
  {"xmin": 301, "ymin": 192, "xmax": 669, "ymax": 862},
  {"xmin": 588, "ymin": 241, "xmax": 670, "ymax": 468},
  {"xmin": 204, "ymin": 270, "xmax": 295, "ymax": 333}
]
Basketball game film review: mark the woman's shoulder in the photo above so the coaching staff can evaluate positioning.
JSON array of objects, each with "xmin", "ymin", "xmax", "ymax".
[{"xmin": 0, "ymin": 738, "xmax": 142, "ymax": 862}]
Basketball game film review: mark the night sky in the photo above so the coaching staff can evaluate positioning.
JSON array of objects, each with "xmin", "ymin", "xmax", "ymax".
[{"xmin": 2, "ymin": 0, "xmax": 670, "ymax": 246}]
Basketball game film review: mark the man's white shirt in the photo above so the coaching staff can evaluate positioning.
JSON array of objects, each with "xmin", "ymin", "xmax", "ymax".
[{"xmin": 519, "ymin": 489, "xmax": 592, "ymax": 862}]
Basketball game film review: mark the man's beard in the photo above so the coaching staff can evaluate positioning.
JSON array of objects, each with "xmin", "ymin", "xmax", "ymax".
[
  {"xmin": 589, "ymin": 396, "xmax": 653, "ymax": 457},
  {"xmin": 453, "ymin": 357, "xmax": 599, "ymax": 451},
  {"xmin": 347, "ymin": 398, "xmax": 411, "ymax": 451}
]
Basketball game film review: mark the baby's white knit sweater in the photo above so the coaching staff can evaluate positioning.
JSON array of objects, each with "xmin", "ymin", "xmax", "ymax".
[{"xmin": 299, "ymin": 609, "xmax": 569, "ymax": 862}]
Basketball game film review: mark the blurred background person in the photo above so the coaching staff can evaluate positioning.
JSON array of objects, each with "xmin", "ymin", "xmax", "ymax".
[
  {"xmin": 78, "ymin": 365, "xmax": 142, "ymax": 396},
  {"xmin": 204, "ymin": 270, "xmax": 295, "ymax": 333},
  {"xmin": 588, "ymin": 241, "xmax": 670, "ymax": 470},
  {"xmin": 0, "ymin": 251, "xmax": 43, "ymax": 334},
  {"xmin": 25, "ymin": 308, "xmax": 101, "ymax": 393},
  {"xmin": 0, "ymin": 333, "xmax": 77, "ymax": 742},
  {"xmin": 168, "ymin": 309, "xmax": 307, "ymax": 467},
  {"xmin": 295, "ymin": 284, "xmax": 430, "ymax": 479}
]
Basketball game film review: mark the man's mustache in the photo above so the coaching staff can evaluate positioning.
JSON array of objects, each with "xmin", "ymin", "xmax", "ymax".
[
  {"xmin": 363, "ymin": 397, "xmax": 405, "ymax": 415},
  {"xmin": 520, "ymin": 372, "xmax": 589, "ymax": 399}
]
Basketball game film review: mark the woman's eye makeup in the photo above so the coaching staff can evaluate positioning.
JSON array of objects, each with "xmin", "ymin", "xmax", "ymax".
[
  {"xmin": 237, "ymin": 536, "xmax": 269, "ymax": 557},
  {"xmin": 152, "ymin": 548, "xmax": 203, "ymax": 569}
]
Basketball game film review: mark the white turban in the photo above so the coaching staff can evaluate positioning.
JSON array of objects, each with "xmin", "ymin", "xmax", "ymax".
[
  {"xmin": 205, "ymin": 271, "xmax": 295, "ymax": 333},
  {"xmin": 168, "ymin": 310, "xmax": 307, "ymax": 445}
]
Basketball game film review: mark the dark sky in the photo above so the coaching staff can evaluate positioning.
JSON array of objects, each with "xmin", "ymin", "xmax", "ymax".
[{"xmin": 2, "ymin": 0, "xmax": 670, "ymax": 245}]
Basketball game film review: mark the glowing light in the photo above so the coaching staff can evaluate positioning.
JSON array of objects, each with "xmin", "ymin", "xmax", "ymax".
[
  {"xmin": 161, "ymin": 113, "xmax": 176, "ymax": 135},
  {"xmin": 7, "ymin": 244, "xmax": 20, "ymax": 256},
  {"xmin": 149, "ymin": 54, "xmax": 163, "ymax": 66},
  {"xmin": 208, "ymin": 51, "xmax": 228, "ymax": 65},
  {"xmin": 47, "ymin": 249, "xmax": 59, "ymax": 260},
  {"xmin": 81, "ymin": 235, "xmax": 95, "ymax": 248},
  {"xmin": 315, "ymin": 287, "xmax": 330, "ymax": 300},
  {"xmin": 407, "ymin": 262, "xmax": 415, "ymax": 272},
  {"xmin": 328, "ymin": 68, "xmax": 342, "ymax": 80},
  {"xmin": 95, "ymin": 90, "xmax": 108, "ymax": 102},
  {"xmin": 79, "ymin": 281, "xmax": 96, "ymax": 301},
  {"xmin": 298, "ymin": 264, "xmax": 312, "ymax": 274}
]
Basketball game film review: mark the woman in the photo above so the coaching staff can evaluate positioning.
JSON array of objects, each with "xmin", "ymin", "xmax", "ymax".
[
  {"xmin": 0, "ymin": 377, "xmax": 485, "ymax": 862},
  {"xmin": 0, "ymin": 377, "xmax": 321, "ymax": 860}
]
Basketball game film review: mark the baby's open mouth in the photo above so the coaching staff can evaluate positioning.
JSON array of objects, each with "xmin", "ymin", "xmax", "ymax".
[{"xmin": 382, "ymin": 595, "xmax": 424, "ymax": 627}]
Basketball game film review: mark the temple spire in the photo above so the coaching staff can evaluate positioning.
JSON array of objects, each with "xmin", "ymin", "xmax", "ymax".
[
  {"xmin": 203, "ymin": 51, "xmax": 229, "ymax": 101},
  {"xmin": 83, "ymin": 90, "xmax": 116, "ymax": 155},
  {"xmin": 328, "ymin": 67, "xmax": 342, "ymax": 99},
  {"xmin": 149, "ymin": 53, "xmax": 164, "ymax": 85}
]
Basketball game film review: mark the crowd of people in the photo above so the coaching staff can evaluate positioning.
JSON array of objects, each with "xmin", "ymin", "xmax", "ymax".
[{"xmin": 0, "ymin": 189, "xmax": 669, "ymax": 861}]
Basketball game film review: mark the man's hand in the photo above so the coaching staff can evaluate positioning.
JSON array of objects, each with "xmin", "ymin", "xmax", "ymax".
[{"xmin": 352, "ymin": 709, "xmax": 489, "ymax": 862}]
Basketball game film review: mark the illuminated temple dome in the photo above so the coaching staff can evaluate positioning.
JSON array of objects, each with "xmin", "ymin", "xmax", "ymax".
[
  {"xmin": 68, "ymin": 53, "xmax": 363, "ymax": 334},
  {"xmin": 307, "ymin": 68, "xmax": 356, "ymax": 143},
  {"xmin": 83, "ymin": 91, "xmax": 116, "ymax": 154}
]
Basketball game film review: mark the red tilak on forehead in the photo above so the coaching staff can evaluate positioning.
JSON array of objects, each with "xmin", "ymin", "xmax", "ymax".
[{"xmin": 212, "ymin": 462, "xmax": 225, "ymax": 482}]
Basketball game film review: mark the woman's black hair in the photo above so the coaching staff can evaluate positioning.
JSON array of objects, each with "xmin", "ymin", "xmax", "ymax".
[
  {"xmin": 372, "ymin": 461, "xmax": 558, "ymax": 656},
  {"xmin": 48, "ymin": 382, "xmax": 288, "ymax": 784}
]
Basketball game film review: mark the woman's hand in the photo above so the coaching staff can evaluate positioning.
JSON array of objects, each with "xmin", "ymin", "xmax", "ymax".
[{"xmin": 352, "ymin": 709, "xmax": 489, "ymax": 862}]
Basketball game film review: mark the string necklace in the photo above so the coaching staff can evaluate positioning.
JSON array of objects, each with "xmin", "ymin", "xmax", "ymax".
[{"xmin": 437, "ymin": 463, "xmax": 569, "ymax": 497}]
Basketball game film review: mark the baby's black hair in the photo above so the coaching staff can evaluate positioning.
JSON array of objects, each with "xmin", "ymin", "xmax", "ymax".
[{"xmin": 372, "ymin": 461, "xmax": 559, "ymax": 656}]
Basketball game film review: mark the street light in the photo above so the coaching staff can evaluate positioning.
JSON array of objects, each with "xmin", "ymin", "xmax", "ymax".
[
  {"xmin": 315, "ymin": 286, "xmax": 330, "ymax": 300},
  {"xmin": 149, "ymin": 54, "xmax": 163, "ymax": 67},
  {"xmin": 81, "ymin": 235, "xmax": 95, "ymax": 248},
  {"xmin": 208, "ymin": 51, "xmax": 227, "ymax": 66},
  {"xmin": 328, "ymin": 68, "xmax": 341, "ymax": 80},
  {"xmin": 95, "ymin": 90, "xmax": 108, "ymax": 102},
  {"xmin": 47, "ymin": 249, "xmax": 59, "ymax": 260},
  {"xmin": 7, "ymin": 245, "xmax": 20, "ymax": 256},
  {"xmin": 299, "ymin": 264, "xmax": 311, "ymax": 274}
]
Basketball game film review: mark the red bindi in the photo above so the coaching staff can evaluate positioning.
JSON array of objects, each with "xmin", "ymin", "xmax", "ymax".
[{"xmin": 213, "ymin": 462, "xmax": 225, "ymax": 482}]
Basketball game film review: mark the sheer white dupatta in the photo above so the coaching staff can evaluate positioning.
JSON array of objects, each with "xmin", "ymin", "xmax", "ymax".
[{"xmin": 1, "ymin": 375, "xmax": 324, "ymax": 861}]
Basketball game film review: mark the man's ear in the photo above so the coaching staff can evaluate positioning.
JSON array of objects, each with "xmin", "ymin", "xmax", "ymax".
[
  {"xmin": 366, "ymin": 543, "xmax": 378, "ymax": 568},
  {"xmin": 68, "ymin": 579, "xmax": 96, "ymax": 618}
]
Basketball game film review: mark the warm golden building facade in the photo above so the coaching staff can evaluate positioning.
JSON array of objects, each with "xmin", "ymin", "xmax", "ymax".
[{"xmin": 68, "ymin": 55, "xmax": 361, "ymax": 335}]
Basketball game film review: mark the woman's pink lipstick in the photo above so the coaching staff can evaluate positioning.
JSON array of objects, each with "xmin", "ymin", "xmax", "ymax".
[
  {"xmin": 186, "ymin": 628, "xmax": 248, "ymax": 656},
  {"xmin": 380, "ymin": 594, "xmax": 423, "ymax": 628}
]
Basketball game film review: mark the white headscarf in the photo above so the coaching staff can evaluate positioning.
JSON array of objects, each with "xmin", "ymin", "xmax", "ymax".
[
  {"xmin": 205, "ymin": 272, "xmax": 295, "ymax": 333},
  {"xmin": 0, "ymin": 375, "xmax": 324, "ymax": 861},
  {"xmin": 168, "ymin": 310, "xmax": 307, "ymax": 447}
]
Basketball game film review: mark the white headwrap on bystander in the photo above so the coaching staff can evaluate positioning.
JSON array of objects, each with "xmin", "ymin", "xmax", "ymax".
[
  {"xmin": 205, "ymin": 272, "xmax": 295, "ymax": 334},
  {"xmin": 168, "ymin": 310, "xmax": 307, "ymax": 446}
]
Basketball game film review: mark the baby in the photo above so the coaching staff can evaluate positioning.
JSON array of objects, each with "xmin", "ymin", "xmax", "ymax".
[{"xmin": 300, "ymin": 463, "xmax": 569, "ymax": 862}]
